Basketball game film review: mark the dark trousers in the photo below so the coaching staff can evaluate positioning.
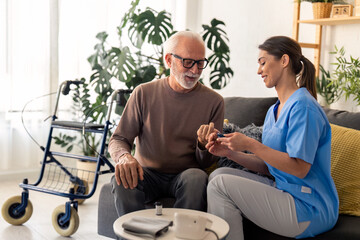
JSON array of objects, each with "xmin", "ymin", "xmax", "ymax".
[{"xmin": 111, "ymin": 167, "xmax": 208, "ymax": 216}]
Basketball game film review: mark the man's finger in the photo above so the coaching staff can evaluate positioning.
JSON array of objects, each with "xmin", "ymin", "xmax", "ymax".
[
  {"xmin": 209, "ymin": 132, "xmax": 217, "ymax": 142},
  {"xmin": 138, "ymin": 165, "xmax": 144, "ymax": 181},
  {"xmin": 119, "ymin": 166, "xmax": 129, "ymax": 189},
  {"xmin": 125, "ymin": 167, "xmax": 134, "ymax": 189},
  {"xmin": 199, "ymin": 125, "xmax": 206, "ymax": 137},
  {"xmin": 205, "ymin": 141, "xmax": 214, "ymax": 149},
  {"xmin": 115, "ymin": 165, "xmax": 121, "ymax": 186},
  {"xmin": 131, "ymin": 168, "xmax": 138, "ymax": 189},
  {"xmin": 198, "ymin": 125, "xmax": 207, "ymax": 143},
  {"xmin": 205, "ymin": 122, "xmax": 215, "ymax": 140},
  {"xmin": 129, "ymin": 164, "xmax": 139, "ymax": 189}
]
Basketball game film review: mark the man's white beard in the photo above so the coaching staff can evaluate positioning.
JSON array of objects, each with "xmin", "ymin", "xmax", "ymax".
[{"xmin": 174, "ymin": 72, "xmax": 200, "ymax": 89}]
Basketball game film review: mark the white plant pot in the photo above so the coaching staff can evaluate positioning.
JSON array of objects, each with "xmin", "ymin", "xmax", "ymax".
[{"xmin": 76, "ymin": 160, "xmax": 97, "ymax": 183}]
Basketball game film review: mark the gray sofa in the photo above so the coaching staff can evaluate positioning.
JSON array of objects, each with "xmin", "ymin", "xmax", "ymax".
[{"xmin": 98, "ymin": 96, "xmax": 360, "ymax": 239}]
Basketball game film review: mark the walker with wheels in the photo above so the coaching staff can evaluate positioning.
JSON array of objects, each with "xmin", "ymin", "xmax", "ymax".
[{"xmin": 1, "ymin": 80, "xmax": 130, "ymax": 236}]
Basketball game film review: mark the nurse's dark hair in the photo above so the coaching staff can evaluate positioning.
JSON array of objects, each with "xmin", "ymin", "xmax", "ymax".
[{"xmin": 258, "ymin": 36, "xmax": 317, "ymax": 99}]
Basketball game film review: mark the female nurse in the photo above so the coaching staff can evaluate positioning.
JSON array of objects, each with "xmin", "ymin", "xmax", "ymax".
[{"xmin": 206, "ymin": 36, "xmax": 339, "ymax": 239}]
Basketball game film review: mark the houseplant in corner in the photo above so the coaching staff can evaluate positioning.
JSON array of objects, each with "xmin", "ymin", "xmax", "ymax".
[
  {"xmin": 329, "ymin": 46, "xmax": 360, "ymax": 107},
  {"xmin": 316, "ymin": 65, "xmax": 342, "ymax": 106}
]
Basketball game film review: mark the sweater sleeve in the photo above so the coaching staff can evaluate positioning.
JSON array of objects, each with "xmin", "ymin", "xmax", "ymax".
[
  {"xmin": 108, "ymin": 87, "xmax": 142, "ymax": 163},
  {"xmin": 195, "ymin": 97, "xmax": 225, "ymax": 168}
]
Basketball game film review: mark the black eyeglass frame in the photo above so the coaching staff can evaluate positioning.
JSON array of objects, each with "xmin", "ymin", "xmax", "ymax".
[{"xmin": 170, "ymin": 53, "xmax": 209, "ymax": 69}]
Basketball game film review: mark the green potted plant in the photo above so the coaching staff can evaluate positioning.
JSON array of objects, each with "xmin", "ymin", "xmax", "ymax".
[
  {"xmin": 329, "ymin": 46, "xmax": 360, "ymax": 106},
  {"xmin": 316, "ymin": 65, "xmax": 342, "ymax": 106}
]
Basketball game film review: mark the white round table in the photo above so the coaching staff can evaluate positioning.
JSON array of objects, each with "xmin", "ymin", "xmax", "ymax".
[{"xmin": 113, "ymin": 208, "xmax": 229, "ymax": 240}]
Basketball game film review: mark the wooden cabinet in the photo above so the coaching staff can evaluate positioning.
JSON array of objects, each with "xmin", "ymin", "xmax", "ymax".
[{"xmin": 292, "ymin": 2, "xmax": 360, "ymax": 76}]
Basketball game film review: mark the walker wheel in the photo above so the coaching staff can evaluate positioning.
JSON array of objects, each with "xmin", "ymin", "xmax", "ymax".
[
  {"xmin": 1, "ymin": 196, "xmax": 33, "ymax": 225},
  {"xmin": 52, "ymin": 205, "xmax": 80, "ymax": 236},
  {"xmin": 73, "ymin": 180, "xmax": 89, "ymax": 204}
]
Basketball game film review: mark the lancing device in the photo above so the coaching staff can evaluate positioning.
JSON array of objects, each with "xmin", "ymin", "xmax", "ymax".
[{"xmin": 217, "ymin": 133, "xmax": 225, "ymax": 138}]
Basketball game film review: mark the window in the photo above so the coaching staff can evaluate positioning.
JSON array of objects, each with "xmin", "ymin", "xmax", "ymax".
[{"xmin": 0, "ymin": 0, "xmax": 178, "ymax": 174}]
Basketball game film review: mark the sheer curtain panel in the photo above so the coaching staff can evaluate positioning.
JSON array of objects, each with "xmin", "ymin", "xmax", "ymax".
[{"xmin": 0, "ymin": 0, "xmax": 53, "ymax": 179}]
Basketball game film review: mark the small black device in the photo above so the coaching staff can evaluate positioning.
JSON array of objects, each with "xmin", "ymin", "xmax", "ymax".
[{"xmin": 217, "ymin": 133, "xmax": 225, "ymax": 138}]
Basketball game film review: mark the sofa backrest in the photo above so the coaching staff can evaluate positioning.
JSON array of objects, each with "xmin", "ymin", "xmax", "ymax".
[
  {"xmin": 224, "ymin": 97, "xmax": 360, "ymax": 131},
  {"xmin": 323, "ymin": 107, "xmax": 360, "ymax": 130},
  {"xmin": 224, "ymin": 97, "xmax": 277, "ymax": 128}
]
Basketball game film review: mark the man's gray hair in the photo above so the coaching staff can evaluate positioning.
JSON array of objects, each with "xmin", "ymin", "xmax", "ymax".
[{"xmin": 163, "ymin": 31, "xmax": 205, "ymax": 68}]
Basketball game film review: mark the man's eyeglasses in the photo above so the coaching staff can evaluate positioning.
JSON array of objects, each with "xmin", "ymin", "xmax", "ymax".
[{"xmin": 171, "ymin": 53, "xmax": 209, "ymax": 69}]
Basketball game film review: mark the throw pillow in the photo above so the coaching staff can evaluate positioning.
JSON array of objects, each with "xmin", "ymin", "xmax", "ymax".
[
  {"xmin": 330, "ymin": 123, "xmax": 360, "ymax": 216},
  {"xmin": 216, "ymin": 122, "xmax": 273, "ymax": 179},
  {"xmin": 205, "ymin": 121, "xmax": 262, "ymax": 175}
]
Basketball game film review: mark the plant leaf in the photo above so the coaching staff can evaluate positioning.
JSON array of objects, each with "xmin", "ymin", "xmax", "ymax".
[
  {"xmin": 108, "ymin": 47, "xmax": 137, "ymax": 83},
  {"xmin": 126, "ymin": 65, "xmax": 156, "ymax": 89},
  {"xmin": 129, "ymin": 9, "xmax": 173, "ymax": 46},
  {"xmin": 202, "ymin": 19, "xmax": 233, "ymax": 89},
  {"xmin": 202, "ymin": 19, "xmax": 229, "ymax": 53}
]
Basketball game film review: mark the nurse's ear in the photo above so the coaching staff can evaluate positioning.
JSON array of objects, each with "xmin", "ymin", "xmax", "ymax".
[{"xmin": 281, "ymin": 54, "xmax": 290, "ymax": 69}]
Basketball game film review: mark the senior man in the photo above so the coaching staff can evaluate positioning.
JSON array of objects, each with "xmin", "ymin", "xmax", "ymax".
[{"xmin": 108, "ymin": 30, "xmax": 224, "ymax": 216}]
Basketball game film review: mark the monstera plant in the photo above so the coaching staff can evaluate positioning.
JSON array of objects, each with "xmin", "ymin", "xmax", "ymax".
[
  {"xmin": 88, "ymin": 0, "xmax": 232, "ymax": 95},
  {"xmin": 55, "ymin": 0, "xmax": 233, "ymax": 154}
]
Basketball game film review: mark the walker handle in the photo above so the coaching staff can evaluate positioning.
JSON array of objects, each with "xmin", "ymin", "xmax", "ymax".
[{"xmin": 61, "ymin": 80, "xmax": 82, "ymax": 95}]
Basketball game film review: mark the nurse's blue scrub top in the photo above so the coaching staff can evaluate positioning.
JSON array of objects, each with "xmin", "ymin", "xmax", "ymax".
[{"xmin": 262, "ymin": 88, "xmax": 339, "ymax": 238}]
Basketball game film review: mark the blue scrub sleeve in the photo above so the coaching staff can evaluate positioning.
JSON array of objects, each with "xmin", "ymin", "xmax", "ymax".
[{"xmin": 286, "ymin": 106, "xmax": 325, "ymax": 164}]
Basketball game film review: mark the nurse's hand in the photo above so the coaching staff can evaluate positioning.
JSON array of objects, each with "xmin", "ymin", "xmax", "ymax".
[
  {"xmin": 216, "ymin": 132, "xmax": 251, "ymax": 152},
  {"xmin": 205, "ymin": 132, "xmax": 231, "ymax": 157}
]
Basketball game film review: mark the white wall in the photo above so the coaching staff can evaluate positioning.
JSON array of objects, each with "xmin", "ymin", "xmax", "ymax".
[
  {"xmin": 198, "ymin": 0, "xmax": 294, "ymax": 98},
  {"xmin": 180, "ymin": 0, "xmax": 360, "ymax": 111}
]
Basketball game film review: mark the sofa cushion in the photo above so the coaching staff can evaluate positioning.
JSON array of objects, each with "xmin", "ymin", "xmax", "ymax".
[
  {"xmin": 216, "ymin": 122, "xmax": 274, "ymax": 179},
  {"xmin": 244, "ymin": 214, "xmax": 360, "ymax": 240},
  {"xmin": 323, "ymin": 108, "xmax": 360, "ymax": 130},
  {"xmin": 224, "ymin": 97, "xmax": 278, "ymax": 128},
  {"xmin": 330, "ymin": 123, "xmax": 360, "ymax": 216}
]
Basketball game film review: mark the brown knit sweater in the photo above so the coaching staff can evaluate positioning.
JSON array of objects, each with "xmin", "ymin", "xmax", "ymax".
[{"xmin": 108, "ymin": 78, "xmax": 224, "ymax": 174}]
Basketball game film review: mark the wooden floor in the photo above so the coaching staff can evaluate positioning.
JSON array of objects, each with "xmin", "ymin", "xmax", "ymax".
[{"xmin": 0, "ymin": 173, "xmax": 113, "ymax": 240}]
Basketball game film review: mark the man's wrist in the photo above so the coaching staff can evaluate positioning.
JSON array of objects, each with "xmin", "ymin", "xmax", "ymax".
[
  {"xmin": 197, "ymin": 140, "xmax": 206, "ymax": 150},
  {"xmin": 116, "ymin": 152, "xmax": 130, "ymax": 163}
]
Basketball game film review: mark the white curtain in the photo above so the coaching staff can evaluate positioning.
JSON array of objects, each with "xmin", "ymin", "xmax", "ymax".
[
  {"xmin": 0, "ymin": 0, "xmax": 180, "ymax": 177},
  {"xmin": 0, "ymin": 0, "xmax": 52, "ymax": 176}
]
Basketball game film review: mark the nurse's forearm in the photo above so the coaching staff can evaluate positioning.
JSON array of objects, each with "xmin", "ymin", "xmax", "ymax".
[
  {"xmin": 228, "ymin": 151, "xmax": 271, "ymax": 176},
  {"xmin": 245, "ymin": 138, "xmax": 311, "ymax": 178}
]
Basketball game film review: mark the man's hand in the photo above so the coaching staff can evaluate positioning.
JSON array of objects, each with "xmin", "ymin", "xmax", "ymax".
[
  {"xmin": 197, "ymin": 122, "xmax": 217, "ymax": 148},
  {"xmin": 115, "ymin": 153, "xmax": 144, "ymax": 189}
]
